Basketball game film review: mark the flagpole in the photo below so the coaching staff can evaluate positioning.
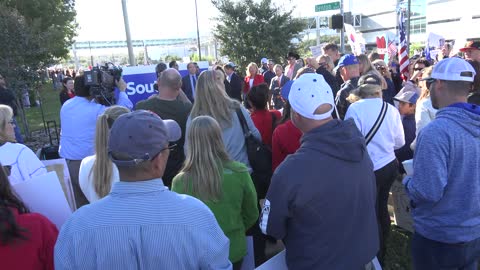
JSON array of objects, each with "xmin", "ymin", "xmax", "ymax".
[
  {"xmin": 340, "ymin": 0, "xmax": 345, "ymax": 53},
  {"xmin": 407, "ymin": 0, "xmax": 411, "ymax": 56}
]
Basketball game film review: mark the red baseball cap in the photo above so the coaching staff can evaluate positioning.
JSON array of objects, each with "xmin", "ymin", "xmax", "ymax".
[{"xmin": 460, "ymin": 41, "xmax": 480, "ymax": 52}]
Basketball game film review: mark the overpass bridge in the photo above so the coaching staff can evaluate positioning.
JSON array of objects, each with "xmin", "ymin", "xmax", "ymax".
[{"xmin": 73, "ymin": 38, "xmax": 197, "ymax": 50}]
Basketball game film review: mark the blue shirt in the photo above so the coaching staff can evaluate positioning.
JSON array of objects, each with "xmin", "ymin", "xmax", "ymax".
[
  {"xmin": 59, "ymin": 93, "xmax": 133, "ymax": 160},
  {"xmin": 54, "ymin": 179, "xmax": 232, "ymax": 270},
  {"xmin": 404, "ymin": 105, "xmax": 480, "ymax": 243}
]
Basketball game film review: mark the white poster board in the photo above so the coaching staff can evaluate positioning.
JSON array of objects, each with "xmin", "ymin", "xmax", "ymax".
[
  {"xmin": 310, "ymin": 45, "xmax": 324, "ymax": 58},
  {"xmin": 42, "ymin": 158, "xmax": 76, "ymax": 211},
  {"xmin": 255, "ymin": 249, "xmax": 287, "ymax": 270},
  {"xmin": 13, "ymin": 171, "xmax": 73, "ymax": 229}
]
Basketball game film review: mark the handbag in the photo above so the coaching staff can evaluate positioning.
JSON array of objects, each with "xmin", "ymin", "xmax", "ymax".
[
  {"xmin": 365, "ymin": 101, "xmax": 388, "ymax": 145},
  {"xmin": 235, "ymin": 108, "xmax": 273, "ymax": 199}
]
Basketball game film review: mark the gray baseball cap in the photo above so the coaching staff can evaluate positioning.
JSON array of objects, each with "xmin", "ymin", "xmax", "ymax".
[{"xmin": 108, "ymin": 110, "xmax": 181, "ymax": 166}]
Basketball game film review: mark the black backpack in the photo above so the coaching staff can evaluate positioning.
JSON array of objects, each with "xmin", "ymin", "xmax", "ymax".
[{"xmin": 235, "ymin": 108, "xmax": 273, "ymax": 198}]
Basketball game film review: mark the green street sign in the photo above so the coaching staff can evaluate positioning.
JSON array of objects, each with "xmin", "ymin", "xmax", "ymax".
[{"xmin": 315, "ymin": 2, "xmax": 340, "ymax": 12}]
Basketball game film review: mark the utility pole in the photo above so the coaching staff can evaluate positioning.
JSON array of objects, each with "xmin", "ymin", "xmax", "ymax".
[
  {"xmin": 195, "ymin": 0, "xmax": 202, "ymax": 61},
  {"xmin": 122, "ymin": 0, "xmax": 136, "ymax": 66},
  {"xmin": 340, "ymin": 0, "xmax": 345, "ymax": 53}
]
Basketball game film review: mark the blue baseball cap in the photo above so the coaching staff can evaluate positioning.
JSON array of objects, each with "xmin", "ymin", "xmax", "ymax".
[
  {"xmin": 336, "ymin": 54, "xmax": 359, "ymax": 69},
  {"xmin": 280, "ymin": 80, "xmax": 294, "ymax": 101}
]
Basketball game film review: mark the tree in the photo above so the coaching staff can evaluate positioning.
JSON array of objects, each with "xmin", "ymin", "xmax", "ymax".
[
  {"xmin": 212, "ymin": 0, "xmax": 305, "ymax": 73},
  {"xmin": 2, "ymin": 0, "xmax": 77, "ymax": 63},
  {"xmin": 0, "ymin": 0, "xmax": 77, "ymax": 138},
  {"xmin": 297, "ymin": 35, "xmax": 341, "ymax": 58}
]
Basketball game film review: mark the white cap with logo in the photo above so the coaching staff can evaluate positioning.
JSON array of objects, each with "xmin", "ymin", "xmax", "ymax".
[
  {"xmin": 428, "ymin": 57, "xmax": 476, "ymax": 82},
  {"xmin": 288, "ymin": 73, "xmax": 334, "ymax": 120}
]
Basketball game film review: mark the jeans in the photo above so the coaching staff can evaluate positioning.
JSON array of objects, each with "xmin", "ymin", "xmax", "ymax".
[
  {"xmin": 13, "ymin": 117, "xmax": 24, "ymax": 143},
  {"xmin": 412, "ymin": 232, "xmax": 480, "ymax": 270},
  {"xmin": 374, "ymin": 159, "xmax": 398, "ymax": 265}
]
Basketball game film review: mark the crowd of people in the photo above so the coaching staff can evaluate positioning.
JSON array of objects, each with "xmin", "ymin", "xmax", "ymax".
[{"xmin": 0, "ymin": 40, "xmax": 479, "ymax": 270}]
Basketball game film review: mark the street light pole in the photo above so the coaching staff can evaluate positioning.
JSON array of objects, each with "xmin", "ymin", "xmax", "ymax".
[
  {"xmin": 340, "ymin": 0, "xmax": 345, "ymax": 53},
  {"xmin": 195, "ymin": 0, "xmax": 202, "ymax": 61},
  {"xmin": 122, "ymin": 0, "xmax": 136, "ymax": 66}
]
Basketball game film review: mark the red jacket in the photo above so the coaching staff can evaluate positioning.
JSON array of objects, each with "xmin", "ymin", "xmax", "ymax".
[
  {"xmin": 250, "ymin": 109, "xmax": 282, "ymax": 147},
  {"xmin": 0, "ymin": 209, "xmax": 58, "ymax": 270},
  {"xmin": 271, "ymin": 120, "xmax": 302, "ymax": 172},
  {"xmin": 243, "ymin": 74, "xmax": 265, "ymax": 93}
]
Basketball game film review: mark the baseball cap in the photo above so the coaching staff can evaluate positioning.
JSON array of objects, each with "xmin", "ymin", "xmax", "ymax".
[
  {"xmin": 261, "ymin": 58, "xmax": 268, "ymax": 64},
  {"xmin": 460, "ymin": 41, "xmax": 480, "ymax": 52},
  {"xmin": 280, "ymin": 80, "xmax": 294, "ymax": 101},
  {"xmin": 422, "ymin": 57, "xmax": 476, "ymax": 82},
  {"xmin": 108, "ymin": 110, "xmax": 181, "ymax": 166},
  {"xmin": 394, "ymin": 91, "xmax": 419, "ymax": 104},
  {"xmin": 288, "ymin": 73, "xmax": 334, "ymax": 120},
  {"xmin": 336, "ymin": 54, "xmax": 359, "ymax": 69},
  {"xmin": 224, "ymin": 62, "xmax": 236, "ymax": 69}
]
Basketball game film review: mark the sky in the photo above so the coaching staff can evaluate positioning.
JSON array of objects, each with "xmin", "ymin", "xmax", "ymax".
[{"xmin": 74, "ymin": 0, "xmax": 327, "ymax": 42}]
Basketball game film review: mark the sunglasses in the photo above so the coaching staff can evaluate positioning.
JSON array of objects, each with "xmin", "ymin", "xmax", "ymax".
[
  {"xmin": 413, "ymin": 68, "xmax": 424, "ymax": 71},
  {"xmin": 424, "ymin": 78, "xmax": 436, "ymax": 89}
]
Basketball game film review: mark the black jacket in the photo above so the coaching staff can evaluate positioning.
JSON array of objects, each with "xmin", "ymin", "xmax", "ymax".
[
  {"xmin": 181, "ymin": 74, "xmax": 198, "ymax": 103},
  {"xmin": 226, "ymin": 72, "xmax": 243, "ymax": 102}
]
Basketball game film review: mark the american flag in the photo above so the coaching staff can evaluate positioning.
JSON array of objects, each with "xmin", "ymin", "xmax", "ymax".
[
  {"xmin": 387, "ymin": 41, "xmax": 397, "ymax": 58},
  {"xmin": 398, "ymin": 10, "xmax": 409, "ymax": 75}
]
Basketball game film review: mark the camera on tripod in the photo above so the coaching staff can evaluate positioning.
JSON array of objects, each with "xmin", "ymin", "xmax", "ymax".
[{"xmin": 84, "ymin": 63, "xmax": 123, "ymax": 105}]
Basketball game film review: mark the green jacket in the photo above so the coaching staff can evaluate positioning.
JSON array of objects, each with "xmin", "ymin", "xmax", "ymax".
[{"xmin": 172, "ymin": 161, "xmax": 258, "ymax": 263}]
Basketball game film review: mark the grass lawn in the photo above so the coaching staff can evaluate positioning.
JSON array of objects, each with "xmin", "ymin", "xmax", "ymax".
[
  {"xmin": 384, "ymin": 226, "xmax": 412, "ymax": 270},
  {"xmin": 17, "ymin": 82, "xmax": 61, "ymax": 138}
]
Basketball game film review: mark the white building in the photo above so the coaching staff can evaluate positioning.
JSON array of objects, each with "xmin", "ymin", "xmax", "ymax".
[{"xmin": 302, "ymin": 0, "xmax": 480, "ymax": 47}]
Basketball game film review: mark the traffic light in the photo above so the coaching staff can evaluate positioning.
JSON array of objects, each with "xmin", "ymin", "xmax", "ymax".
[{"xmin": 329, "ymin": 14, "xmax": 343, "ymax": 29}]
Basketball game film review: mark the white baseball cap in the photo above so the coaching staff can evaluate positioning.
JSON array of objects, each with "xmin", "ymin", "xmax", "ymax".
[
  {"xmin": 426, "ymin": 57, "xmax": 476, "ymax": 82},
  {"xmin": 261, "ymin": 58, "xmax": 268, "ymax": 64},
  {"xmin": 288, "ymin": 73, "xmax": 334, "ymax": 120}
]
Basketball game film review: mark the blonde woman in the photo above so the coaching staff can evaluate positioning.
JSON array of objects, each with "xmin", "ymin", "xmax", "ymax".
[
  {"xmin": 0, "ymin": 105, "xmax": 46, "ymax": 185},
  {"xmin": 243, "ymin": 62, "xmax": 265, "ymax": 95},
  {"xmin": 412, "ymin": 66, "xmax": 437, "ymax": 148},
  {"xmin": 186, "ymin": 70, "xmax": 261, "ymax": 171},
  {"xmin": 79, "ymin": 106, "xmax": 130, "ymax": 203},
  {"xmin": 357, "ymin": 54, "xmax": 388, "ymax": 90},
  {"xmin": 172, "ymin": 116, "xmax": 258, "ymax": 270},
  {"xmin": 317, "ymin": 54, "xmax": 335, "ymax": 75}
]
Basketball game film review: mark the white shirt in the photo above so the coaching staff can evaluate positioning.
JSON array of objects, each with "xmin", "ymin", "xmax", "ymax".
[
  {"xmin": 79, "ymin": 155, "xmax": 120, "ymax": 203},
  {"xmin": 345, "ymin": 98, "xmax": 405, "ymax": 171},
  {"xmin": 0, "ymin": 142, "xmax": 47, "ymax": 185},
  {"xmin": 415, "ymin": 97, "xmax": 437, "ymax": 137},
  {"xmin": 249, "ymin": 79, "xmax": 254, "ymax": 89}
]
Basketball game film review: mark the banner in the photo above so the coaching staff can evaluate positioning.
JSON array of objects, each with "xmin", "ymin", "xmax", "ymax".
[{"xmin": 120, "ymin": 61, "xmax": 209, "ymax": 105}]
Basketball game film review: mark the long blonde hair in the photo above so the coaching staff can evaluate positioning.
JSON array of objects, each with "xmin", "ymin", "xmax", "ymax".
[
  {"xmin": 418, "ymin": 66, "xmax": 434, "ymax": 101},
  {"xmin": 190, "ymin": 70, "xmax": 239, "ymax": 128},
  {"xmin": 246, "ymin": 62, "xmax": 259, "ymax": 77},
  {"xmin": 90, "ymin": 105, "xmax": 130, "ymax": 198},
  {"xmin": 0, "ymin": 105, "xmax": 15, "ymax": 144},
  {"xmin": 176, "ymin": 116, "xmax": 231, "ymax": 201},
  {"xmin": 357, "ymin": 54, "xmax": 388, "ymax": 89}
]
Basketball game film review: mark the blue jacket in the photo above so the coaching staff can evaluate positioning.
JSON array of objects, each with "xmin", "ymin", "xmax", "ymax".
[
  {"xmin": 404, "ymin": 103, "xmax": 480, "ymax": 243},
  {"xmin": 260, "ymin": 119, "xmax": 378, "ymax": 270}
]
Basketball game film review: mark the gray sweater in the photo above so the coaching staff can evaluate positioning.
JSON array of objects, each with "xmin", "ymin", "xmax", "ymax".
[{"xmin": 185, "ymin": 106, "xmax": 261, "ymax": 171}]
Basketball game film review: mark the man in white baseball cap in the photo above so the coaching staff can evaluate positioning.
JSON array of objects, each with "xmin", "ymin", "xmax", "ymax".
[
  {"xmin": 404, "ymin": 57, "xmax": 480, "ymax": 269},
  {"xmin": 260, "ymin": 73, "xmax": 379, "ymax": 269}
]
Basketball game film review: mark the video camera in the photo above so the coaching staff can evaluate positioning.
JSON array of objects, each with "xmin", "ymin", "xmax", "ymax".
[{"xmin": 84, "ymin": 63, "xmax": 123, "ymax": 106}]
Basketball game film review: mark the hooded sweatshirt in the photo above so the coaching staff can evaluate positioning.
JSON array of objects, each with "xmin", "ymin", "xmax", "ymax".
[
  {"xmin": 404, "ymin": 103, "xmax": 480, "ymax": 243},
  {"xmin": 260, "ymin": 119, "xmax": 379, "ymax": 270}
]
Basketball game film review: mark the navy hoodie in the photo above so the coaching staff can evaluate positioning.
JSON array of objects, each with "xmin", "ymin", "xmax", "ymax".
[{"xmin": 260, "ymin": 119, "xmax": 379, "ymax": 270}]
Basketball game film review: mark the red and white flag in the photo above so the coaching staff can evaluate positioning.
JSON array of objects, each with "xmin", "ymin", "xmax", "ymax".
[{"xmin": 398, "ymin": 10, "xmax": 409, "ymax": 76}]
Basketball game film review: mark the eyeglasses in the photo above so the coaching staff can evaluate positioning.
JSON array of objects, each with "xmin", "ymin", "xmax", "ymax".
[
  {"xmin": 424, "ymin": 78, "xmax": 436, "ymax": 89},
  {"xmin": 413, "ymin": 68, "xmax": 424, "ymax": 71}
]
